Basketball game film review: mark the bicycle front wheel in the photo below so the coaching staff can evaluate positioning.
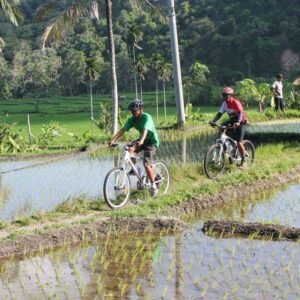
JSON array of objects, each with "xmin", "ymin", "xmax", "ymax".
[
  {"xmin": 204, "ymin": 144, "xmax": 225, "ymax": 179},
  {"xmin": 152, "ymin": 160, "xmax": 170, "ymax": 196},
  {"xmin": 103, "ymin": 167, "xmax": 131, "ymax": 209},
  {"xmin": 243, "ymin": 140, "xmax": 255, "ymax": 165}
]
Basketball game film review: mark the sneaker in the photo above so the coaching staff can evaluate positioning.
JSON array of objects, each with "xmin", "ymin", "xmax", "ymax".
[
  {"xmin": 239, "ymin": 161, "xmax": 247, "ymax": 169},
  {"xmin": 150, "ymin": 185, "xmax": 158, "ymax": 197}
]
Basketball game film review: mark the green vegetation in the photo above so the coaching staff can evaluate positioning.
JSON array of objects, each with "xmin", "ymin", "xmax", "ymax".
[
  {"xmin": 0, "ymin": 90, "xmax": 299, "ymax": 155},
  {"xmin": 0, "ymin": 0, "xmax": 299, "ymax": 101},
  {"xmin": 1, "ymin": 139, "xmax": 299, "ymax": 231}
]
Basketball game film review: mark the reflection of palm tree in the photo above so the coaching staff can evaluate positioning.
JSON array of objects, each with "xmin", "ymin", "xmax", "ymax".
[{"xmin": 175, "ymin": 234, "xmax": 183, "ymax": 299}]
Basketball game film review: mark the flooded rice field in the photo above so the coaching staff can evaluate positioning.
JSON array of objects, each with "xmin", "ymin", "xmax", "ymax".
[
  {"xmin": 0, "ymin": 126, "xmax": 300, "ymax": 298},
  {"xmin": 1, "ymin": 123, "xmax": 299, "ymax": 221},
  {"xmin": 0, "ymin": 184, "xmax": 299, "ymax": 299},
  {"xmin": 0, "ymin": 133, "xmax": 213, "ymax": 221}
]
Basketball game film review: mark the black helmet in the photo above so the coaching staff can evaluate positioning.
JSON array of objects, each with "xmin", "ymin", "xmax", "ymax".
[{"xmin": 128, "ymin": 99, "xmax": 143, "ymax": 111}]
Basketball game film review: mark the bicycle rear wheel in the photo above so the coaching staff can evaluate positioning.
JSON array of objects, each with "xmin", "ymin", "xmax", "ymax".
[
  {"xmin": 152, "ymin": 160, "xmax": 170, "ymax": 196},
  {"xmin": 243, "ymin": 140, "xmax": 255, "ymax": 164},
  {"xmin": 204, "ymin": 144, "xmax": 225, "ymax": 179},
  {"xmin": 103, "ymin": 167, "xmax": 131, "ymax": 209}
]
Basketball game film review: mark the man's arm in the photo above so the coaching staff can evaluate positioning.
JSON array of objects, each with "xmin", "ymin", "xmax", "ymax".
[
  {"xmin": 211, "ymin": 112, "xmax": 223, "ymax": 123},
  {"xmin": 108, "ymin": 128, "xmax": 125, "ymax": 146},
  {"xmin": 136, "ymin": 128, "xmax": 148, "ymax": 146}
]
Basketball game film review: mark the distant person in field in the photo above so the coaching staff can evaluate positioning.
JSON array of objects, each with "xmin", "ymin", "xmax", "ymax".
[
  {"xmin": 271, "ymin": 73, "xmax": 285, "ymax": 112},
  {"xmin": 108, "ymin": 99, "xmax": 160, "ymax": 197},
  {"xmin": 209, "ymin": 87, "xmax": 247, "ymax": 167}
]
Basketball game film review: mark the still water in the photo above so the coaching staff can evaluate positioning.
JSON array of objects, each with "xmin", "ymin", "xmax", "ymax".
[
  {"xmin": 0, "ymin": 184, "xmax": 299, "ymax": 299},
  {"xmin": 0, "ymin": 133, "xmax": 213, "ymax": 221}
]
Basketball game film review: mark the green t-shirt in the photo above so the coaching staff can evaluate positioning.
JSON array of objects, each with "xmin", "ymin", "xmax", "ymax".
[{"xmin": 123, "ymin": 113, "xmax": 160, "ymax": 147}]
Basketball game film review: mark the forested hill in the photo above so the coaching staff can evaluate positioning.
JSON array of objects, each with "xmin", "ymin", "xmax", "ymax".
[{"xmin": 0, "ymin": 0, "xmax": 299, "ymax": 99}]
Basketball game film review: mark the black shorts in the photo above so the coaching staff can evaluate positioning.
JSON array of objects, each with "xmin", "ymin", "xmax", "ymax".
[
  {"xmin": 132, "ymin": 139, "xmax": 156, "ymax": 164},
  {"xmin": 222, "ymin": 120, "xmax": 247, "ymax": 142}
]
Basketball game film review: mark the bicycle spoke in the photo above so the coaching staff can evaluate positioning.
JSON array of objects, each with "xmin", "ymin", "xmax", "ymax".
[{"xmin": 103, "ymin": 168, "xmax": 131, "ymax": 209}]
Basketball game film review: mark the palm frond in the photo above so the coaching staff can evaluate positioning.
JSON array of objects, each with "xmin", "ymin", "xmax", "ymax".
[
  {"xmin": 35, "ymin": 0, "xmax": 58, "ymax": 22},
  {"xmin": 129, "ymin": 0, "xmax": 166, "ymax": 24},
  {"xmin": 89, "ymin": 0, "xmax": 99, "ymax": 20},
  {"xmin": 0, "ymin": 0, "xmax": 22, "ymax": 26},
  {"xmin": 0, "ymin": 37, "xmax": 6, "ymax": 52},
  {"xmin": 42, "ymin": 1, "xmax": 88, "ymax": 48}
]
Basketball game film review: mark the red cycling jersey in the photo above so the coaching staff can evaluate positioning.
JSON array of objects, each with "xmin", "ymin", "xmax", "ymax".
[{"xmin": 219, "ymin": 97, "xmax": 246, "ymax": 123}]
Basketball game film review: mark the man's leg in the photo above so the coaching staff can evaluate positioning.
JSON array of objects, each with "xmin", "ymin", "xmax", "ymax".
[
  {"xmin": 275, "ymin": 97, "xmax": 279, "ymax": 110},
  {"xmin": 279, "ymin": 98, "xmax": 285, "ymax": 112},
  {"xmin": 127, "ymin": 143, "xmax": 140, "ymax": 174},
  {"xmin": 143, "ymin": 145, "xmax": 158, "ymax": 196}
]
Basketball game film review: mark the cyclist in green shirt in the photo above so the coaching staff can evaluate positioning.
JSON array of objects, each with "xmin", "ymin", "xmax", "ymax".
[{"xmin": 108, "ymin": 99, "xmax": 159, "ymax": 197}]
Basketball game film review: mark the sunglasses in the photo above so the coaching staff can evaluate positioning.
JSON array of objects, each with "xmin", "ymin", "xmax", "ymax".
[{"xmin": 222, "ymin": 93, "xmax": 231, "ymax": 97}]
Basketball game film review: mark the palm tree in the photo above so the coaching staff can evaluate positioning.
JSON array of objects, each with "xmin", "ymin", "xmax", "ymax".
[
  {"xmin": 150, "ymin": 53, "xmax": 164, "ymax": 124},
  {"xmin": 135, "ymin": 54, "xmax": 148, "ymax": 100},
  {"xmin": 84, "ymin": 57, "xmax": 102, "ymax": 134},
  {"xmin": 185, "ymin": 61, "xmax": 209, "ymax": 106},
  {"xmin": 157, "ymin": 60, "xmax": 172, "ymax": 122},
  {"xmin": 126, "ymin": 21, "xmax": 143, "ymax": 98},
  {"xmin": 39, "ymin": 0, "xmax": 154, "ymax": 135}
]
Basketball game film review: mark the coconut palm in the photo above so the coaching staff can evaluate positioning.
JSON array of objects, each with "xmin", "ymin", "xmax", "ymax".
[
  {"xmin": 157, "ymin": 59, "xmax": 172, "ymax": 122},
  {"xmin": 150, "ymin": 53, "xmax": 164, "ymax": 124},
  {"xmin": 84, "ymin": 57, "xmax": 102, "ymax": 133},
  {"xmin": 135, "ymin": 54, "xmax": 148, "ymax": 100},
  {"xmin": 38, "ymin": 0, "xmax": 155, "ymax": 135},
  {"xmin": 126, "ymin": 21, "xmax": 143, "ymax": 98}
]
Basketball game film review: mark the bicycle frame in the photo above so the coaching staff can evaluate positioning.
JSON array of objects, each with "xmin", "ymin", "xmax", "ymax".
[
  {"xmin": 113, "ymin": 143, "xmax": 162, "ymax": 188},
  {"xmin": 214, "ymin": 125, "xmax": 241, "ymax": 163}
]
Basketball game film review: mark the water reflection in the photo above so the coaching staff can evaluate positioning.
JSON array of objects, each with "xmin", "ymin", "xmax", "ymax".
[
  {"xmin": 198, "ymin": 183, "xmax": 300, "ymax": 228},
  {"xmin": 0, "ymin": 127, "xmax": 297, "ymax": 221},
  {"xmin": 0, "ymin": 133, "xmax": 215, "ymax": 221},
  {"xmin": 0, "ymin": 223, "xmax": 299, "ymax": 299}
]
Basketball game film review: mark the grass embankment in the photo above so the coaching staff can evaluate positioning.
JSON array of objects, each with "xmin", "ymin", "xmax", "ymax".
[{"xmin": 1, "ymin": 139, "xmax": 299, "ymax": 240}]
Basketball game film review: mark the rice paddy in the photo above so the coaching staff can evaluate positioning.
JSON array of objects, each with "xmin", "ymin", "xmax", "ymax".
[{"xmin": 0, "ymin": 185, "xmax": 299, "ymax": 299}]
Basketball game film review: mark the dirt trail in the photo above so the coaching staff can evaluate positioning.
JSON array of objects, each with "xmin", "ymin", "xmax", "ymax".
[
  {"xmin": 0, "ymin": 165, "xmax": 300, "ymax": 260},
  {"xmin": 203, "ymin": 220, "xmax": 300, "ymax": 240}
]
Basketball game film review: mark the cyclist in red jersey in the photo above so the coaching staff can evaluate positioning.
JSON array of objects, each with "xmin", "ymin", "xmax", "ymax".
[{"xmin": 210, "ymin": 87, "xmax": 247, "ymax": 166}]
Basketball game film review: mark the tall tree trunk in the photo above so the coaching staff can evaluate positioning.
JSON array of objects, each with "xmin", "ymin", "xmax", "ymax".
[
  {"xmin": 105, "ymin": 0, "xmax": 118, "ymax": 135},
  {"xmin": 139, "ymin": 74, "xmax": 143, "ymax": 100},
  {"xmin": 156, "ymin": 80, "xmax": 159, "ymax": 125},
  {"xmin": 163, "ymin": 80, "xmax": 167, "ymax": 122},
  {"xmin": 133, "ymin": 45, "xmax": 138, "ymax": 99},
  {"xmin": 90, "ymin": 81, "xmax": 94, "ymax": 135}
]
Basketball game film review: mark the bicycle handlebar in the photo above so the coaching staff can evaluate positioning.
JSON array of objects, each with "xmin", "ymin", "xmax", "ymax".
[
  {"xmin": 109, "ymin": 143, "xmax": 129, "ymax": 150},
  {"xmin": 209, "ymin": 122, "xmax": 235, "ymax": 130}
]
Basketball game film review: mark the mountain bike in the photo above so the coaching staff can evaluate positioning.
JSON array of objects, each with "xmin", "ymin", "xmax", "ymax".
[
  {"xmin": 204, "ymin": 123, "xmax": 255, "ymax": 179},
  {"xmin": 103, "ymin": 143, "xmax": 170, "ymax": 209}
]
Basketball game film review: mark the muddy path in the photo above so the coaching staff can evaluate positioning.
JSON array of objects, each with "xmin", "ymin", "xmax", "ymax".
[
  {"xmin": 202, "ymin": 220, "xmax": 300, "ymax": 240},
  {"xmin": 0, "ymin": 165, "xmax": 300, "ymax": 260}
]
